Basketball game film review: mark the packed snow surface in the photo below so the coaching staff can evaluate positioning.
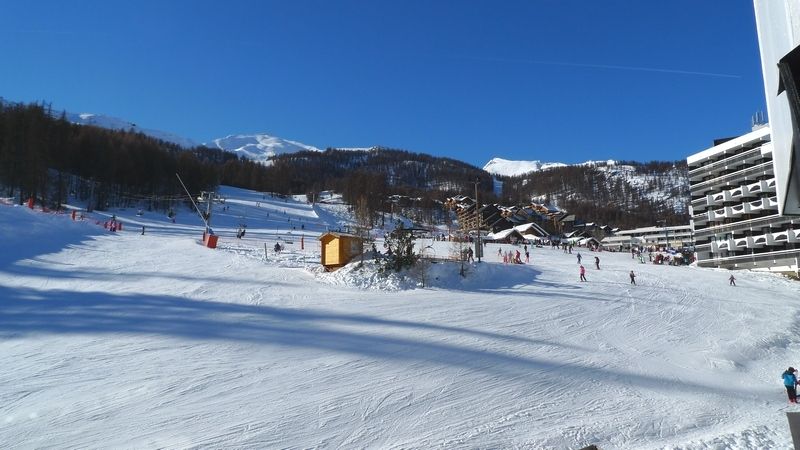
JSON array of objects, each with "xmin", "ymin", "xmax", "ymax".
[
  {"xmin": 1, "ymin": 187, "xmax": 799, "ymax": 449},
  {"xmin": 483, "ymin": 157, "xmax": 568, "ymax": 177},
  {"xmin": 483, "ymin": 157, "xmax": 622, "ymax": 177}
]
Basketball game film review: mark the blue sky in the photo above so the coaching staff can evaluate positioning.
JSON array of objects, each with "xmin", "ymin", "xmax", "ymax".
[{"xmin": 2, "ymin": 0, "xmax": 765, "ymax": 167}]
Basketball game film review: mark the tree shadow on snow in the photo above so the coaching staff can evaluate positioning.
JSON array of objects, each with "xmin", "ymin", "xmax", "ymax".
[{"xmin": 0, "ymin": 285, "xmax": 771, "ymax": 401}]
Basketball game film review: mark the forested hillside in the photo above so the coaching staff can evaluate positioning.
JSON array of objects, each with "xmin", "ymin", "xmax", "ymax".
[
  {"xmin": 498, "ymin": 161, "xmax": 689, "ymax": 229},
  {"xmin": 0, "ymin": 101, "xmax": 493, "ymax": 222},
  {"xmin": 1, "ymin": 99, "xmax": 688, "ymax": 230},
  {"xmin": 0, "ymin": 100, "xmax": 228, "ymax": 212}
]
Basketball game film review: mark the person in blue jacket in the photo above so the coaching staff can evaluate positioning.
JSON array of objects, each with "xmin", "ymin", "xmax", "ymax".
[{"xmin": 783, "ymin": 367, "xmax": 798, "ymax": 403}]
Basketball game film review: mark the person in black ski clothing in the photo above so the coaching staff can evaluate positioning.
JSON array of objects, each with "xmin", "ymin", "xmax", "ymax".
[
  {"xmin": 629, "ymin": 270, "xmax": 636, "ymax": 285},
  {"xmin": 729, "ymin": 274, "xmax": 736, "ymax": 286},
  {"xmin": 594, "ymin": 256, "xmax": 600, "ymax": 270},
  {"xmin": 783, "ymin": 367, "xmax": 798, "ymax": 403}
]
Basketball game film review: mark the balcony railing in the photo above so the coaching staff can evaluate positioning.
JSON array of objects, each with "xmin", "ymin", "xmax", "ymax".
[
  {"xmin": 690, "ymin": 162, "xmax": 774, "ymax": 191},
  {"xmin": 688, "ymin": 147, "xmax": 766, "ymax": 178}
]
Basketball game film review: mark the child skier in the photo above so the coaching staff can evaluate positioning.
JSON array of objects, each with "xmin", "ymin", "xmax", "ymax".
[{"xmin": 783, "ymin": 367, "xmax": 798, "ymax": 403}]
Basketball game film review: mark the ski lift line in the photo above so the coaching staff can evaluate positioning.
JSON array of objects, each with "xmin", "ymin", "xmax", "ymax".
[{"xmin": 175, "ymin": 173, "xmax": 209, "ymax": 229}]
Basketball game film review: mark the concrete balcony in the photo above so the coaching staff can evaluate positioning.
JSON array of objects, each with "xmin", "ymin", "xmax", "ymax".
[
  {"xmin": 712, "ymin": 206, "xmax": 733, "ymax": 219},
  {"xmin": 692, "ymin": 215, "xmax": 708, "ymax": 228},
  {"xmin": 722, "ymin": 191, "xmax": 733, "ymax": 202},
  {"xmin": 748, "ymin": 199, "xmax": 767, "ymax": 214},
  {"xmin": 714, "ymin": 238, "xmax": 737, "ymax": 251},
  {"xmin": 750, "ymin": 235, "xmax": 767, "ymax": 248},
  {"xmin": 729, "ymin": 203, "xmax": 752, "ymax": 217},
  {"xmin": 771, "ymin": 229, "xmax": 800, "ymax": 245},
  {"xmin": 764, "ymin": 178, "xmax": 776, "ymax": 193},
  {"xmin": 745, "ymin": 180, "xmax": 763, "ymax": 196},
  {"xmin": 766, "ymin": 196, "xmax": 779, "ymax": 210},
  {"xmin": 691, "ymin": 197, "xmax": 707, "ymax": 208}
]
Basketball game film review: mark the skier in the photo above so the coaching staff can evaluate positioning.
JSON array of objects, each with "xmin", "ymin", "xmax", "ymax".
[
  {"xmin": 577, "ymin": 252, "xmax": 582, "ymax": 264},
  {"xmin": 729, "ymin": 274, "xmax": 736, "ymax": 286},
  {"xmin": 579, "ymin": 265, "xmax": 587, "ymax": 282},
  {"xmin": 515, "ymin": 249, "xmax": 521, "ymax": 264},
  {"xmin": 525, "ymin": 250, "xmax": 530, "ymax": 263},
  {"xmin": 629, "ymin": 270, "xmax": 636, "ymax": 285},
  {"xmin": 594, "ymin": 256, "xmax": 600, "ymax": 270},
  {"xmin": 467, "ymin": 247, "xmax": 474, "ymax": 263},
  {"xmin": 783, "ymin": 367, "xmax": 798, "ymax": 403}
]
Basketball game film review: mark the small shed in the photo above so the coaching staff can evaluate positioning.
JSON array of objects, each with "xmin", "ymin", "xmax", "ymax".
[{"xmin": 319, "ymin": 232, "xmax": 364, "ymax": 271}]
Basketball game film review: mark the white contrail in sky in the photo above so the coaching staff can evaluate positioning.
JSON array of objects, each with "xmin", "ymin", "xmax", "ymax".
[{"xmin": 457, "ymin": 55, "xmax": 741, "ymax": 79}]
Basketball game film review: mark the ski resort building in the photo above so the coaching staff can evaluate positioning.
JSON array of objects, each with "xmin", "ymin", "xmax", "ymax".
[
  {"xmin": 687, "ymin": 126, "xmax": 800, "ymax": 272},
  {"xmin": 683, "ymin": 1, "xmax": 800, "ymax": 273},
  {"xmin": 600, "ymin": 225, "xmax": 693, "ymax": 251}
]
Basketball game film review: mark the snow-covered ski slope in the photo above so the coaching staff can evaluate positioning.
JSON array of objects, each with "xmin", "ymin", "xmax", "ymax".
[{"xmin": 1, "ymin": 186, "xmax": 799, "ymax": 449}]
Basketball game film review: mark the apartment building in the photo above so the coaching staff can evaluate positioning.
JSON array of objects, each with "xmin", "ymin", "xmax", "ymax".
[{"xmin": 687, "ymin": 126, "xmax": 800, "ymax": 272}]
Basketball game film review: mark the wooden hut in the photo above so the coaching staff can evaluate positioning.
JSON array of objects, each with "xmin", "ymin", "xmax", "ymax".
[{"xmin": 319, "ymin": 232, "xmax": 364, "ymax": 271}]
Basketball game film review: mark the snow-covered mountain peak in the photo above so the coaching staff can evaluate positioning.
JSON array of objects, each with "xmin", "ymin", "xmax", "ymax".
[{"xmin": 210, "ymin": 134, "xmax": 321, "ymax": 163}]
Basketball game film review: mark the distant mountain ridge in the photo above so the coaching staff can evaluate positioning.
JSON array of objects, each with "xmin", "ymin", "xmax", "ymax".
[
  {"xmin": 209, "ymin": 134, "xmax": 321, "ymax": 163},
  {"xmin": 64, "ymin": 112, "xmax": 199, "ymax": 149},
  {"xmin": 57, "ymin": 107, "xmax": 689, "ymax": 227},
  {"xmin": 63, "ymin": 111, "xmax": 323, "ymax": 164}
]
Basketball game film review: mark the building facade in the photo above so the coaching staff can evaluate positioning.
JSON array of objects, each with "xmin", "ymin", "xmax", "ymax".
[
  {"xmin": 601, "ymin": 225, "xmax": 693, "ymax": 251},
  {"xmin": 687, "ymin": 126, "xmax": 800, "ymax": 272}
]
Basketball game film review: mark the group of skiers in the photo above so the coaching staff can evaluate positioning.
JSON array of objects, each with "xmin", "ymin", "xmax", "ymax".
[
  {"xmin": 577, "ymin": 264, "xmax": 635, "ymax": 284},
  {"xmin": 496, "ymin": 246, "xmax": 530, "ymax": 264},
  {"xmin": 573, "ymin": 251, "xmax": 738, "ymax": 288}
]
